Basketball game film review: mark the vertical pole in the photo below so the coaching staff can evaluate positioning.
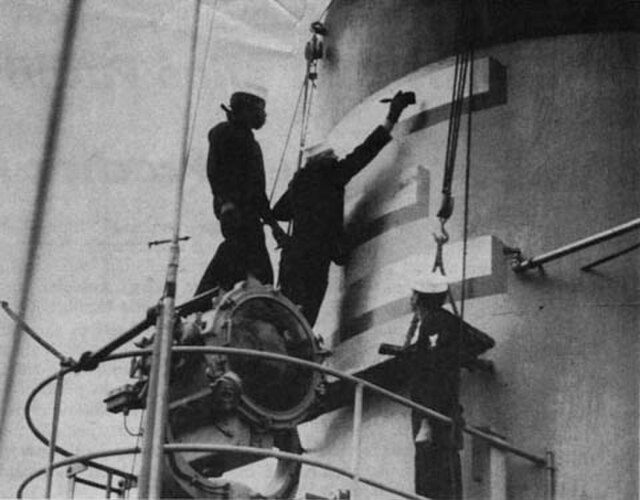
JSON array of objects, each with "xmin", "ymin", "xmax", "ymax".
[
  {"xmin": 146, "ymin": 293, "xmax": 177, "ymax": 499},
  {"xmin": 0, "ymin": 0, "xmax": 84, "ymax": 460},
  {"xmin": 489, "ymin": 446, "xmax": 507, "ymax": 500},
  {"xmin": 545, "ymin": 450, "xmax": 556, "ymax": 500},
  {"xmin": 116, "ymin": 479, "xmax": 125, "ymax": 499},
  {"xmin": 143, "ymin": 0, "xmax": 201, "ymax": 497},
  {"xmin": 296, "ymin": 72, "xmax": 310, "ymax": 171},
  {"xmin": 66, "ymin": 469, "xmax": 76, "ymax": 499},
  {"xmin": 137, "ymin": 319, "xmax": 162, "ymax": 497},
  {"xmin": 105, "ymin": 472, "xmax": 113, "ymax": 498},
  {"xmin": 351, "ymin": 383, "xmax": 364, "ymax": 500},
  {"xmin": 45, "ymin": 369, "xmax": 64, "ymax": 498},
  {"xmin": 65, "ymin": 464, "xmax": 87, "ymax": 499}
]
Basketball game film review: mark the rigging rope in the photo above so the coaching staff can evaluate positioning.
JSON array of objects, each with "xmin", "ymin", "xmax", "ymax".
[
  {"xmin": 286, "ymin": 71, "xmax": 317, "ymax": 242},
  {"xmin": 432, "ymin": 0, "xmax": 473, "ymax": 277},
  {"xmin": 410, "ymin": 0, "xmax": 475, "ymax": 495},
  {"xmin": 185, "ymin": 0, "xmax": 221, "ymax": 166},
  {"xmin": 270, "ymin": 24, "xmax": 323, "ymax": 256},
  {"xmin": 431, "ymin": 47, "xmax": 470, "ymax": 276},
  {"xmin": 448, "ymin": 50, "xmax": 474, "ymax": 500},
  {"xmin": 0, "ymin": 0, "xmax": 84, "ymax": 457},
  {"xmin": 271, "ymin": 65, "xmax": 318, "ymax": 288},
  {"xmin": 318, "ymin": 0, "xmax": 337, "ymax": 21},
  {"xmin": 441, "ymin": 3, "xmax": 475, "ymax": 498},
  {"xmin": 139, "ymin": 2, "xmax": 203, "ymax": 496},
  {"xmin": 268, "ymin": 76, "xmax": 306, "ymax": 203},
  {"xmin": 169, "ymin": 0, "xmax": 202, "ymax": 253},
  {"xmin": 124, "ymin": 409, "xmax": 145, "ymax": 499},
  {"xmin": 297, "ymin": 71, "xmax": 317, "ymax": 171},
  {"xmin": 459, "ymin": 52, "xmax": 474, "ymax": 336}
]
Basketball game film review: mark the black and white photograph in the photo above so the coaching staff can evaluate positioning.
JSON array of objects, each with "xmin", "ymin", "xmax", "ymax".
[{"xmin": 0, "ymin": 1, "xmax": 638, "ymax": 499}]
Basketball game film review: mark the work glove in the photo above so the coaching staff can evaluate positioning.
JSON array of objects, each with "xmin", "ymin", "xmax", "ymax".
[{"xmin": 386, "ymin": 90, "xmax": 416, "ymax": 123}]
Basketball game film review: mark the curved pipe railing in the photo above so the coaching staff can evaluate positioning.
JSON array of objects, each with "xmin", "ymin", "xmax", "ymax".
[
  {"xmin": 24, "ymin": 367, "xmax": 137, "ymax": 482},
  {"xmin": 18, "ymin": 445, "xmax": 431, "ymax": 500},
  {"xmin": 16, "ymin": 444, "xmax": 428, "ymax": 500},
  {"xmin": 22, "ymin": 346, "xmax": 552, "ymax": 498}
]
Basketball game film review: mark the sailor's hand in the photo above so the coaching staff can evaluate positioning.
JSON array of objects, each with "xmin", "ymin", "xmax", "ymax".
[
  {"xmin": 387, "ymin": 90, "xmax": 416, "ymax": 123},
  {"xmin": 219, "ymin": 201, "xmax": 238, "ymax": 215},
  {"xmin": 414, "ymin": 418, "xmax": 433, "ymax": 444},
  {"xmin": 271, "ymin": 224, "xmax": 290, "ymax": 249}
]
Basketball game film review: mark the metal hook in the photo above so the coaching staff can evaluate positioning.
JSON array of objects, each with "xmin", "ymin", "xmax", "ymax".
[
  {"xmin": 432, "ymin": 218, "xmax": 450, "ymax": 275},
  {"xmin": 434, "ymin": 218, "xmax": 450, "ymax": 245}
]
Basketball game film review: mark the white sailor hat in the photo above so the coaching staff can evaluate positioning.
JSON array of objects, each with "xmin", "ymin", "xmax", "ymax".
[
  {"xmin": 410, "ymin": 272, "xmax": 449, "ymax": 295},
  {"xmin": 212, "ymin": 371, "xmax": 243, "ymax": 390}
]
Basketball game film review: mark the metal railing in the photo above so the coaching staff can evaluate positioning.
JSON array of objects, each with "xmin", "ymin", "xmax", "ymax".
[
  {"xmin": 19, "ymin": 345, "xmax": 555, "ymax": 500},
  {"xmin": 510, "ymin": 217, "xmax": 640, "ymax": 272},
  {"xmin": 23, "ymin": 365, "xmax": 137, "ymax": 498}
]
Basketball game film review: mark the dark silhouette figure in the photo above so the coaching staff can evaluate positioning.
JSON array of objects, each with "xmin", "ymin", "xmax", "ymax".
[
  {"xmin": 196, "ymin": 91, "xmax": 286, "ymax": 295},
  {"xmin": 273, "ymin": 91, "xmax": 415, "ymax": 325}
]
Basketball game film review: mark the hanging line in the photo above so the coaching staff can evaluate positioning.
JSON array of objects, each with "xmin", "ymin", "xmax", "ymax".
[
  {"xmin": 268, "ymin": 76, "xmax": 306, "ymax": 203},
  {"xmin": 431, "ymin": 0, "xmax": 476, "ymax": 278},
  {"xmin": 268, "ymin": 15, "xmax": 326, "ymax": 206},
  {"xmin": 0, "ymin": 0, "xmax": 84, "ymax": 459},
  {"xmin": 170, "ymin": 0, "xmax": 203, "ymax": 256},
  {"xmin": 448, "ymin": 50, "xmax": 474, "ymax": 500},
  {"xmin": 297, "ymin": 67, "xmax": 318, "ymax": 172},
  {"xmin": 318, "ymin": 0, "xmax": 337, "ymax": 22},
  {"xmin": 185, "ymin": 0, "xmax": 221, "ymax": 167},
  {"xmin": 124, "ymin": 409, "xmax": 145, "ymax": 499},
  {"xmin": 272, "ymin": 63, "xmax": 320, "ymax": 288},
  {"xmin": 276, "ymin": 24, "xmax": 324, "ymax": 249},
  {"xmin": 431, "ymin": 48, "xmax": 471, "ymax": 275},
  {"xmin": 449, "ymin": 4, "xmax": 476, "ymax": 498},
  {"xmin": 284, "ymin": 70, "xmax": 317, "ymax": 246},
  {"xmin": 138, "ymin": 2, "xmax": 203, "ymax": 497},
  {"xmin": 420, "ymin": 1, "xmax": 475, "ymax": 497},
  {"xmin": 270, "ymin": 18, "xmax": 326, "ymax": 201},
  {"xmin": 295, "ymin": 20, "xmax": 325, "ymax": 177},
  {"xmin": 458, "ymin": 52, "xmax": 474, "ymax": 344}
]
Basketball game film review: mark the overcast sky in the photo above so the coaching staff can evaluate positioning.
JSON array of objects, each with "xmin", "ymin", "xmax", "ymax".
[{"xmin": 0, "ymin": 1, "xmax": 328, "ymax": 496}]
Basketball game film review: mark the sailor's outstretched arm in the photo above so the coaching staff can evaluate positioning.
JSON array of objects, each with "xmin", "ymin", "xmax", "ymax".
[{"xmin": 335, "ymin": 90, "xmax": 415, "ymax": 186}]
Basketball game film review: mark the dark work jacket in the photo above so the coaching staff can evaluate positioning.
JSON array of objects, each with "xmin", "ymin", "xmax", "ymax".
[
  {"xmin": 411, "ymin": 309, "xmax": 461, "ymax": 447},
  {"xmin": 207, "ymin": 120, "xmax": 271, "ymax": 222},
  {"xmin": 273, "ymin": 126, "xmax": 391, "ymax": 262}
]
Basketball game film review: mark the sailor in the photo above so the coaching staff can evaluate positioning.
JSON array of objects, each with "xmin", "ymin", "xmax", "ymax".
[
  {"xmin": 196, "ymin": 90, "xmax": 287, "ymax": 295},
  {"xmin": 405, "ymin": 273, "xmax": 462, "ymax": 500},
  {"xmin": 273, "ymin": 90, "xmax": 415, "ymax": 326}
]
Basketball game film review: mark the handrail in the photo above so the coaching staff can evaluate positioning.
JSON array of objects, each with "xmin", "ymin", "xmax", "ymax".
[
  {"xmin": 173, "ymin": 347, "xmax": 548, "ymax": 464},
  {"xmin": 77, "ymin": 286, "xmax": 220, "ymax": 370},
  {"xmin": 22, "ymin": 345, "xmax": 551, "ymax": 498},
  {"xmin": 18, "ymin": 445, "xmax": 430, "ymax": 500},
  {"xmin": 512, "ymin": 217, "xmax": 640, "ymax": 272},
  {"xmin": 24, "ymin": 367, "xmax": 137, "ymax": 481}
]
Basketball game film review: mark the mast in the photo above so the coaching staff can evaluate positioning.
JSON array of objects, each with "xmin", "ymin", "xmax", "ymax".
[{"xmin": 137, "ymin": 1, "xmax": 202, "ymax": 497}]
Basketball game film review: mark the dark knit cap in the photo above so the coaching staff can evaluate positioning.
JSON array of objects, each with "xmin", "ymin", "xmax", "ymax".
[{"xmin": 229, "ymin": 92, "xmax": 266, "ymax": 111}]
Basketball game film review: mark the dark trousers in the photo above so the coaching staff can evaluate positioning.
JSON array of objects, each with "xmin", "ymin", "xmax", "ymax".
[
  {"xmin": 196, "ymin": 211, "xmax": 272, "ymax": 295},
  {"xmin": 410, "ymin": 362, "xmax": 462, "ymax": 500},
  {"xmin": 278, "ymin": 246, "xmax": 329, "ymax": 326},
  {"xmin": 411, "ymin": 412, "xmax": 462, "ymax": 500}
]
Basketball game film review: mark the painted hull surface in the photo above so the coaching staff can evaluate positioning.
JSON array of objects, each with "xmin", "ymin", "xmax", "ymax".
[{"xmin": 297, "ymin": 2, "xmax": 640, "ymax": 499}]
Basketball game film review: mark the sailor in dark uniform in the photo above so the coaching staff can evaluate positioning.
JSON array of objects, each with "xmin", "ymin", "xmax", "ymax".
[
  {"xmin": 404, "ymin": 274, "xmax": 462, "ymax": 500},
  {"xmin": 273, "ymin": 91, "xmax": 414, "ymax": 326},
  {"xmin": 196, "ymin": 91, "xmax": 287, "ymax": 295}
]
